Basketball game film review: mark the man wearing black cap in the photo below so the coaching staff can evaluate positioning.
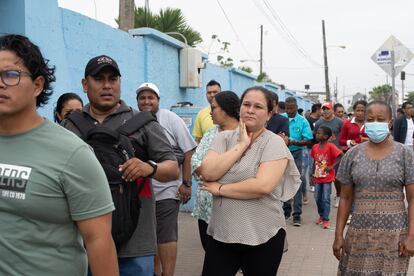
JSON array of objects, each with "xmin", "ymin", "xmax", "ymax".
[{"xmin": 62, "ymin": 55, "xmax": 180, "ymax": 276}]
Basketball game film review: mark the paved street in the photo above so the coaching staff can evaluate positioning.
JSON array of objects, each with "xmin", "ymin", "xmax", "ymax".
[{"xmin": 175, "ymin": 193, "xmax": 414, "ymax": 276}]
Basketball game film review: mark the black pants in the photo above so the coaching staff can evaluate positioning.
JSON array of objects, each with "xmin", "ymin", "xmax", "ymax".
[
  {"xmin": 202, "ymin": 229, "xmax": 286, "ymax": 276},
  {"xmin": 198, "ymin": 219, "xmax": 213, "ymax": 252}
]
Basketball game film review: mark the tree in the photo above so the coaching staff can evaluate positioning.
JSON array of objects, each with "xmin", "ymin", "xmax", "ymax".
[
  {"xmin": 238, "ymin": 66, "xmax": 253, "ymax": 74},
  {"xmin": 132, "ymin": 7, "xmax": 202, "ymax": 46},
  {"xmin": 406, "ymin": 91, "xmax": 414, "ymax": 103},
  {"xmin": 256, "ymin": 72, "xmax": 273, "ymax": 83},
  {"xmin": 368, "ymin": 84, "xmax": 392, "ymax": 103}
]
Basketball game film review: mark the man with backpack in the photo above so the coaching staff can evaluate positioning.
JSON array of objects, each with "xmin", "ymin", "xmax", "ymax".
[
  {"xmin": 136, "ymin": 82, "xmax": 197, "ymax": 276},
  {"xmin": 62, "ymin": 55, "xmax": 179, "ymax": 276}
]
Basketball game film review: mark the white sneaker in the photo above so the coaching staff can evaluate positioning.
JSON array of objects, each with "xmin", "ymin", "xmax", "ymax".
[{"xmin": 334, "ymin": 196, "xmax": 340, "ymax": 208}]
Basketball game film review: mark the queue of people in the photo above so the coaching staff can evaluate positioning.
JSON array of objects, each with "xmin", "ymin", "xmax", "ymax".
[{"xmin": 1, "ymin": 33, "xmax": 414, "ymax": 276}]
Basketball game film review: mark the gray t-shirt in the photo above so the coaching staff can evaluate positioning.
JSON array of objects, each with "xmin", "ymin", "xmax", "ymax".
[
  {"xmin": 314, "ymin": 117, "xmax": 343, "ymax": 149},
  {"xmin": 62, "ymin": 101, "xmax": 177, "ymax": 257},
  {"xmin": 152, "ymin": 109, "xmax": 197, "ymax": 201},
  {"xmin": 207, "ymin": 129, "xmax": 301, "ymax": 246},
  {"xmin": 0, "ymin": 120, "xmax": 114, "ymax": 275}
]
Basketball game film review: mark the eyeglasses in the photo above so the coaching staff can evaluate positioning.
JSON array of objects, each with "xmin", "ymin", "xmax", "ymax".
[{"xmin": 0, "ymin": 70, "xmax": 32, "ymax": 87}]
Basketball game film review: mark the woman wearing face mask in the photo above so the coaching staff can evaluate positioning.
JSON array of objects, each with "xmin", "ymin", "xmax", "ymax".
[{"xmin": 333, "ymin": 101, "xmax": 414, "ymax": 275}]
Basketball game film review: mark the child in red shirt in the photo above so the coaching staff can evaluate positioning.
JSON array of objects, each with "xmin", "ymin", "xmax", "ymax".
[{"xmin": 310, "ymin": 126, "xmax": 343, "ymax": 229}]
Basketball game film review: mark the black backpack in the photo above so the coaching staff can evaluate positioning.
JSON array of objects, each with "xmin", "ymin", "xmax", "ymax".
[{"xmin": 67, "ymin": 111, "xmax": 157, "ymax": 249}]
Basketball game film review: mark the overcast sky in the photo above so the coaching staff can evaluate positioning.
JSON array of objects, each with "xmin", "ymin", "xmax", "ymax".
[{"xmin": 58, "ymin": 0, "xmax": 414, "ymax": 104}]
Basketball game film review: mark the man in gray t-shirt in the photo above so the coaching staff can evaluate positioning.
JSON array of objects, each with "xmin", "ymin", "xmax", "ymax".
[{"xmin": 314, "ymin": 102, "xmax": 343, "ymax": 149}]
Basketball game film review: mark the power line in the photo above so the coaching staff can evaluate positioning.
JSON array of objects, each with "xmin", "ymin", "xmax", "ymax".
[
  {"xmin": 253, "ymin": 0, "xmax": 322, "ymax": 67},
  {"xmin": 263, "ymin": 0, "xmax": 322, "ymax": 67},
  {"xmin": 215, "ymin": 0, "xmax": 253, "ymax": 59},
  {"xmin": 252, "ymin": 0, "xmax": 307, "ymax": 62}
]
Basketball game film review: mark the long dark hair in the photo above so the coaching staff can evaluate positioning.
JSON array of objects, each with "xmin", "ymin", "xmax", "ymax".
[
  {"xmin": 54, "ymin": 93, "xmax": 83, "ymax": 123},
  {"xmin": 214, "ymin": 91, "xmax": 240, "ymax": 120}
]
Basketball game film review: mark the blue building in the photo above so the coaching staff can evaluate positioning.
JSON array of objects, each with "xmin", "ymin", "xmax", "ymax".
[{"xmin": 0, "ymin": 0, "xmax": 312, "ymax": 119}]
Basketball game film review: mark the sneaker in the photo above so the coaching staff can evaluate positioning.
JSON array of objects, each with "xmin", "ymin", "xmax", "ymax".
[
  {"xmin": 293, "ymin": 217, "xmax": 302, "ymax": 227},
  {"xmin": 322, "ymin": 220, "xmax": 330, "ymax": 229},
  {"xmin": 303, "ymin": 194, "xmax": 309, "ymax": 205},
  {"xmin": 315, "ymin": 217, "xmax": 323, "ymax": 225},
  {"xmin": 334, "ymin": 196, "xmax": 340, "ymax": 208},
  {"xmin": 310, "ymin": 186, "xmax": 315, "ymax": 192}
]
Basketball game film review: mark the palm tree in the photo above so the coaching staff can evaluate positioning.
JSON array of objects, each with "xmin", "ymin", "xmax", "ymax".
[
  {"xmin": 369, "ymin": 84, "xmax": 392, "ymax": 102},
  {"xmin": 133, "ymin": 7, "xmax": 202, "ymax": 46}
]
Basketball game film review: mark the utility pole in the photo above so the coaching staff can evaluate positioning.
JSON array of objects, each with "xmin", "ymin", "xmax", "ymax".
[
  {"xmin": 401, "ymin": 71, "xmax": 406, "ymax": 103},
  {"xmin": 390, "ymin": 50, "xmax": 396, "ymax": 118},
  {"xmin": 119, "ymin": 0, "xmax": 134, "ymax": 31},
  {"xmin": 322, "ymin": 20, "xmax": 330, "ymax": 102},
  {"xmin": 145, "ymin": 0, "xmax": 149, "ymax": 27},
  {"xmin": 260, "ymin": 25, "xmax": 263, "ymax": 75}
]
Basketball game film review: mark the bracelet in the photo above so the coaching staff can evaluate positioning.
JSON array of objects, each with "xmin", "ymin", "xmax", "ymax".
[{"xmin": 218, "ymin": 184, "xmax": 223, "ymax": 197}]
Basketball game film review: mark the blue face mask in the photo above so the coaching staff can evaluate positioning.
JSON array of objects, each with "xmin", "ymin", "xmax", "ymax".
[{"xmin": 365, "ymin": 122, "xmax": 389, "ymax": 143}]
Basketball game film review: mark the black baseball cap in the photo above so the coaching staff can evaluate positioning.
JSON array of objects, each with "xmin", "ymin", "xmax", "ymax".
[{"xmin": 84, "ymin": 55, "xmax": 121, "ymax": 78}]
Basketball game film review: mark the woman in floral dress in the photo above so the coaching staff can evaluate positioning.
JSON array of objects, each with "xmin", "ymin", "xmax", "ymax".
[
  {"xmin": 333, "ymin": 101, "xmax": 414, "ymax": 275},
  {"xmin": 191, "ymin": 91, "xmax": 240, "ymax": 251}
]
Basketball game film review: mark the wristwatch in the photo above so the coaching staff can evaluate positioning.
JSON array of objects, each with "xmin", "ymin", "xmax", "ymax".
[
  {"xmin": 147, "ymin": 160, "xmax": 158, "ymax": 177},
  {"xmin": 182, "ymin": 180, "xmax": 192, "ymax": 188}
]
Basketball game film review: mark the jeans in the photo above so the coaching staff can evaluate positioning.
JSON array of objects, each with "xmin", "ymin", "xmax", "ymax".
[
  {"xmin": 118, "ymin": 255, "xmax": 154, "ymax": 276},
  {"xmin": 314, "ymin": 183, "xmax": 332, "ymax": 221},
  {"xmin": 302, "ymin": 148, "xmax": 311, "ymax": 192},
  {"xmin": 283, "ymin": 149, "xmax": 306, "ymax": 219}
]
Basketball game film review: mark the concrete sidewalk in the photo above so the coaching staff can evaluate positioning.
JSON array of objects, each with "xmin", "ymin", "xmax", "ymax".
[{"xmin": 175, "ymin": 194, "xmax": 414, "ymax": 275}]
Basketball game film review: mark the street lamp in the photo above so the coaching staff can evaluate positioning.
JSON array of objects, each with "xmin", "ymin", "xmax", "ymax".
[
  {"xmin": 328, "ymin": 45, "xmax": 346, "ymax": 49},
  {"xmin": 165, "ymin": 32, "xmax": 188, "ymax": 45}
]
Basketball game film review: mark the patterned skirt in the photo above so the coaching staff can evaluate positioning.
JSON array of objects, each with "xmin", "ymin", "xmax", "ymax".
[{"xmin": 338, "ymin": 194, "xmax": 410, "ymax": 275}]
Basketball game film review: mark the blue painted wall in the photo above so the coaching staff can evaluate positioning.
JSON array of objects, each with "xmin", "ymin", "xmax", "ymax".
[{"xmin": 0, "ymin": 0, "xmax": 312, "ymax": 119}]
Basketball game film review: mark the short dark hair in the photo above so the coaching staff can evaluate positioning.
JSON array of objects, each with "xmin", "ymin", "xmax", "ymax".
[
  {"xmin": 285, "ymin": 97, "xmax": 297, "ymax": 105},
  {"xmin": 206, "ymin": 80, "xmax": 221, "ymax": 89},
  {"xmin": 311, "ymin": 103, "xmax": 322, "ymax": 113},
  {"xmin": 278, "ymin": 101, "xmax": 286, "ymax": 110},
  {"xmin": 240, "ymin": 86, "xmax": 273, "ymax": 112},
  {"xmin": 54, "ymin": 92, "xmax": 84, "ymax": 123},
  {"xmin": 366, "ymin": 100, "xmax": 392, "ymax": 120},
  {"xmin": 397, "ymin": 107, "xmax": 404, "ymax": 114},
  {"xmin": 334, "ymin": 103, "xmax": 344, "ymax": 111},
  {"xmin": 298, "ymin": 108, "xmax": 304, "ymax": 115},
  {"xmin": 352, "ymin": 100, "xmax": 367, "ymax": 111},
  {"xmin": 402, "ymin": 101, "xmax": 413, "ymax": 109},
  {"xmin": 214, "ymin": 91, "xmax": 240, "ymax": 120},
  {"xmin": 318, "ymin": 125, "xmax": 332, "ymax": 139},
  {"xmin": 0, "ymin": 34, "xmax": 56, "ymax": 107}
]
